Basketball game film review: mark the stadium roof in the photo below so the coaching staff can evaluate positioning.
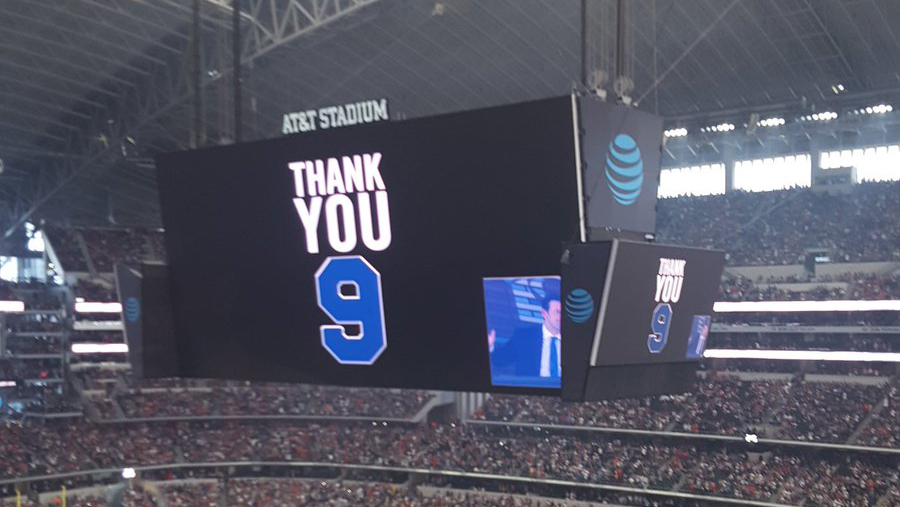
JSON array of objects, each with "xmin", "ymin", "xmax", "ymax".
[{"xmin": 2, "ymin": 0, "xmax": 900, "ymax": 231}]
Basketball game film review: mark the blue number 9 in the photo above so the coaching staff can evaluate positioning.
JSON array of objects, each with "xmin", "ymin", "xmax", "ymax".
[
  {"xmin": 647, "ymin": 303, "xmax": 672, "ymax": 354},
  {"xmin": 315, "ymin": 256, "xmax": 387, "ymax": 364}
]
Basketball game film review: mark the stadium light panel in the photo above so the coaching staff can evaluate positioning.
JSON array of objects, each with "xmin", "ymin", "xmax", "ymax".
[
  {"xmin": 714, "ymin": 300, "xmax": 900, "ymax": 312},
  {"xmin": 71, "ymin": 343, "xmax": 129, "ymax": 354},
  {"xmin": 801, "ymin": 111, "xmax": 837, "ymax": 122},
  {"xmin": 854, "ymin": 104, "xmax": 893, "ymax": 115},
  {"xmin": 664, "ymin": 127, "xmax": 688, "ymax": 138},
  {"xmin": 704, "ymin": 349, "xmax": 900, "ymax": 362},
  {"xmin": 73, "ymin": 320, "xmax": 123, "ymax": 331},
  {"xmin": 74, "ymin": 302, "xmax": 123, "ymax": 313},
  {"xmin": 757, "ymin": 117, "xmax": 785, "ymax": 127},
  {"xmin": 701, "ymin": 123, "xmax": 735, "ymax": 133},
  {"xmin": 0, "ymin": 301, "xmax": 25, "ymax": 312}
]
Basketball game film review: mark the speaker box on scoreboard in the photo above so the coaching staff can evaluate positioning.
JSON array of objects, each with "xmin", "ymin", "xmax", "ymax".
[{"xmin": 116, "ymin": 263, "xmax": 177, "ymax": 380}]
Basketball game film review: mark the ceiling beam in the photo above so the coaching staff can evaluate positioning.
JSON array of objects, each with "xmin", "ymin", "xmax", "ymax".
[{"xmin": 2, "ymin": 0, "xmax": 385, "ymax": 238}]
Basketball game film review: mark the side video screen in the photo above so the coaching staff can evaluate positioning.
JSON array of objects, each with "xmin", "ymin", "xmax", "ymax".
[{"xmin": 591, "ymin": 241, "xmax": 725, "ymax": 367}]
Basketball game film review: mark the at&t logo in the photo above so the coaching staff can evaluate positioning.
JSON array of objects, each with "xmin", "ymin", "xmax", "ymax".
[
  {"xmin": 605, "ymin": 133, "xmax": 644, "ymax": 205},
  {"xmin": 124, "ymin": 296, "xmax": 141, "ymax": 323},
  {"xmin": 565, "ymin": 288, "xmax": 594, "ymax": 324}
]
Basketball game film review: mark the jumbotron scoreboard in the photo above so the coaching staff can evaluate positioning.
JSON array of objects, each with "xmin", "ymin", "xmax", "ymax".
[{"xmin": 132, "ymin": 95, "xmax": 724, "ymax": 400}]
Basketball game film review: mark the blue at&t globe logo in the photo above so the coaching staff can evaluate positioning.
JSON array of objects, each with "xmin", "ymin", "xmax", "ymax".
[
  {"xmin": 604, "ymin": 133, "xmax": 644, "ymax": 205},
  {"xmin": 565, "ymin": 288, "xmax": 594, "ymax": 324},
  {"xmin": 124, "ymin": 296, "xmax": 141, "ymax": 323}
]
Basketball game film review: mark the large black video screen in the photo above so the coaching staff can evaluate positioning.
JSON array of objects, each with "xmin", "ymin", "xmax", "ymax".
[
  {"xmin": 156, "ymin": 96, "xmax": 580, "ymax": 393},
  {"xmin": 590, "ymin": 241, "xmax": 725, "ymax": 366}
]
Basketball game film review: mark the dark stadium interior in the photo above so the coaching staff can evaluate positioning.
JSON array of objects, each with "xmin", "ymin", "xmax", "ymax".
[{"xmin": 2, "ymin": 0, "xmax": 900, "ymax": 506}]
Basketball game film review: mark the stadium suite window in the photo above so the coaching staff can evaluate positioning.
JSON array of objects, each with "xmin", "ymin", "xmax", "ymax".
[
  {"xmin": 0, "ymin": 256, "xmax": 16, "ymax": 282},
  {"xmin": 660, "ymin": 143, "xmax": 900, "ymax": 197},
  {"xmin": 658, "ymin": 164, "xmax": 726, "ymax": 198},
  {"xmin": 734, "ymin": 154, "xmax": 811, "ymax": 192},
  {"xmin": 820, "ymin": 144, "xmax": 900, "ymax": 182}
]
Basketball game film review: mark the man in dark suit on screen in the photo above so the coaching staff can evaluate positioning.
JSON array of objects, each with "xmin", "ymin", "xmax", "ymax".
[{"xmin": 488, "ymin": 290, "xmax": 562, "ymax": 380}]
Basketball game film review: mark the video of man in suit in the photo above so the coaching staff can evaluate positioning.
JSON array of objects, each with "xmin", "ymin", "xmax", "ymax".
[{"xmin": 484, "ymin": 276, "xmax": 561, "ymax": 388}]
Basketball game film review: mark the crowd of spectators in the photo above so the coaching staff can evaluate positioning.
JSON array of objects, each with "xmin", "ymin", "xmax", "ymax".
[
  {"xmin": 718, "ymin": 272, "xmax": 900, "ymax": 302},
  {"xmin": 849, "ymin": 273, "xmax": 900, "ymax": 300},
  {"xmin": 0, "ymin": 420, "xmax": 897, "ymax": 505},
  {"xmin": 72, "ymin": 367, "xmax": 122, "ymax": 391},
  {"xmin": 16, "ymin": 291, "xmax": 62, "ymax": 311},
  {"xmin": 80, "ymin": 228, "xmax": 163, "ymax": 273},
  {"xmin": 99, "ymin": 375, "xmax": 900, "ymax": 446},
  {"xmin": 475, "ymin": 391, "xmax": 683, "ymax": 432},
  {"xmin": 228, "ymin": 479, "xmax": 409, "ymax": 506},
  {"xmin": 657, "ymin": 180, "xmax": 900, "ymax": 265},
  {"xmin": 681, "ymin": 452, "xmax": 795, "ymax": 501},
  {"xmin": 42, "ymin": 225, "xmax": 165, "ymax": 274},
  {"xmin": 857, "ymin": 385, "xmax": 900, "ymax": 448},
  {"xmin": 38, "ymin": 389, "xmax": 81, "ymax": 414},
  {"xmin": 42, "ymin": 225, "xmax": 88, "ymax": 272},
  {"xmin": 673, "ymin": 379, "xmax": 785, "ymax": 435},
  {"xmin": 0, "ymin": 358, "xmax": 63, "ymax": 380},
  {"xmin": 777, "ymin": 458, "xmax": 897, "ymax": 507},
  {"xmin": 713, "ymin": 359, "xmax": 898, "ymax": 376},
  {"xmin": 709, "ymin": 332, "xmax": 900, "ymax": 352},
  {"xmin": 145, "ymin": 479, "xmax": 672, "ymax": 507},
  {"xmin": 0, "ymin": 383, "xmax": 77, "ymax": 416},
  {"xmin": 0, "ymin": 495, "xmax": 107, "ymax": 507},
  {"xmin": 14, "ymin": 474, "xmax": 898, "ymax": 507},
  {"xmin": 120, "ymin": 486, "xmax": 155, "ymax": 507},
  {"xmin": 475, "ymin": 377, "xmax": 894, "ymax": 443},
  {"xmin": 160, "ymin": 482, "xmax": 218, "ymax": 507},
  {"xmin": 225, "ymin": 479, "xmax": 615, "ymax": 506},
  {"xmin": 5, "ymin": 315, "xmax": 64, "ymax": 334},
  {"xmin": 86, "ymin": 395, "xmax": 121, "ymax": 420},
  {"xmin": 683, "ymin": 452, "xmax": 898, "ymax": 506},
  {"xmin": 4, "ymin": 336, "xmax": 64, "ymax": 356},
  {"xmin": 719, "ymin": 275, "xmax": 847, "ymax": 301},
  {"xmin": 70, "ymin": 332, "xmax": 125, "ymax": 345},
  {"xmin": 73, "ymin": 279, "xmax": 117, "ymax": 302},
  {"xmin": 777, "ymin": 381, "xmax": 885, "ymax": 442},
  {"xmin": 714, "ymin": 309, "xmax": 900, "ymax": 326},
  {"xmin": 146, "ymin": 232, "xmax": 166, "ymax": 261},
  {"xmin": 0, "ymin": 280, "xmax": 59, "ymax": 297},
  {"xmin": 811, "ymin": 361, "xmax": 899, "ymax": 377},
  {"xmin": 110, "ymin": 385, "xmax": 431, "ymax": 420}
]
